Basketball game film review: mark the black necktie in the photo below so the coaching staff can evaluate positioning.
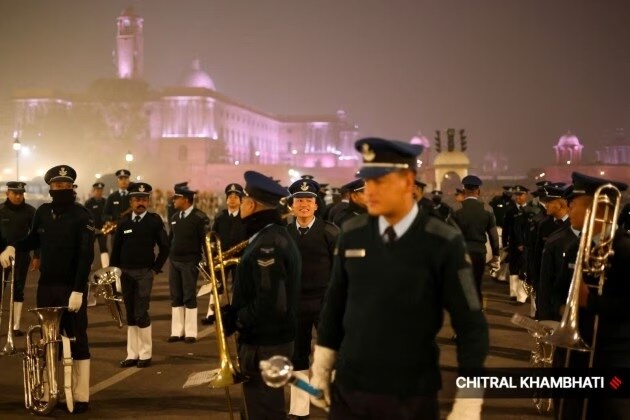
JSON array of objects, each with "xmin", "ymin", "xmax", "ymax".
[
  {"xmin": 180, "ymin": 211, "xmax": 185, "ymax": 220},
  {"xmin": 298, "ymin": 227, "xmax": 309, "ymax": 236},
  {"xmin": 384, "ymin": 226, "xmax": 397, "ymax": 243},
  {"xmin": 555, "ymin": 219, "xmax": 563, "ymax": 226},
  {"xmin": 134, "ymin": 215, "xmax": 141, "ymax": 223}
]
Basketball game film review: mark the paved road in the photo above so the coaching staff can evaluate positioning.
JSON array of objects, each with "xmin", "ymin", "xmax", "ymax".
[{"xmin": 0, "ymin": 262, "xmax": 550, "ymax": 419}]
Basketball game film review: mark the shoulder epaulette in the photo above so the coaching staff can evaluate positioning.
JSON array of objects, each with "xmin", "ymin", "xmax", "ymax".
[
  {"xmin": 424, "ymin": 215, "xmax": 459, "ymax": 241},
  {"xmin": 193, "ymin": 209, "xmax": 209, "ymax": 220},
  {"xmin": 323, "ymin": 220, "xmax": 340, "ymax": 236},
  {"xmin": 340, "ymin": 214, "xmax": 369, "ymax": 233}
]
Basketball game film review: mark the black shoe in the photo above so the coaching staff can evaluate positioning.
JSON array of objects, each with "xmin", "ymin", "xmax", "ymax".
[
  {"xmin": 184, "ymin": 337, "xmax": 196, "ymax": 344},
  {"xmin": 12, "ymin": 329, "xmax": 24, "ymax": 337},
  {"xmin": 119, "ymin": 359, "xmax": 138, "ymax": 368},
  {"xmin": 287, "ymin": 415, "xmax": 310, "ymax": 419},
  {"xmin": 201, "ymin": 315, "xmax": 215, "ymax": 325},
  {"xmin": 167, "ymin": 336, "xmax": 184, "ymax": 343},
  {"xmin": 510, "ymin": 296, "xmax": 517, "ymax": 301},
  {"xmin": 137, "ymin": 358, "xmax": 151, "ymax": 368},
  {"xmin": 73, "ymin": 401, "xmax": 89, "ymax": 414}
]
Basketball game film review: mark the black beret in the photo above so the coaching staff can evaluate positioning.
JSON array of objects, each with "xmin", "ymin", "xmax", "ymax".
[
  {"xmin": 355, "ymin": 137, "xmax": 423, "ymax": 179},
  {"xmin": 44, "ymin": 165, "xmax": 76, "ymax": 185}
]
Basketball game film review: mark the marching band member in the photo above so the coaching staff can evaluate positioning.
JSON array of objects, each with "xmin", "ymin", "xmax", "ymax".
[
  {"xmin": 286, "ymin": 178, "xmax": 339, "ymax": 419},
  {"xmin": 452, "ymin": 175, "xmax": 501, "ymax": 304},
  {"xmin": 111, "ymin": 182, "xmax": 169, "ymax": 368},
  {"xmin": 312, "ymin": 138, "xmax": 488, "ymax": 419},
  {"xmin": 311, "ymin": 138, "xmax": 488, "ymax": 419},
  {"xmin": 502, "ymin": 185, "xmax": 530, "ymax": 303},
  {"xmin": 103, "ymin": 169, "xmax": 131, "ymax": 225},
  {"xmin": 221, "ymin": 171, "xmax": 301, "ymax": 419},
  {"xmin": 1, "ymin": 165, "xmax": 95, "ymax": 413},
  {"xmin": 0, "ymin": 181, "xmax": 37, "ymax": 335},
  {"xmin": 167, "ymin": 183, "xmax": 209, "ymax": 343},
  {"xmin": 85, "ymin": 182, "xmax": 108, "ymax": 269},
  {"xmin": 332, "ymin": 179, "xmax": 366, "ymax": 228}
]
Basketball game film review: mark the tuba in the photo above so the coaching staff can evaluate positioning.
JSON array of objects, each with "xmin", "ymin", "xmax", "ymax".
[
  {"xmin": 23, "ymin": 306, "xmax": 67, "ymax": 415},
  {"xmin": 91, "ymin": 267, "xmax": 125, "ymax": 328},
  {"xmin": 0, "ymin": 257, "xmax": 17, "ymax": 356},
  {"xmin": 542, "ymin": 183, "xmax": 621, "ymax": 419}
]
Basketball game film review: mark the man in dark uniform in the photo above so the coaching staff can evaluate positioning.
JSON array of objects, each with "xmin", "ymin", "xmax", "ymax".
[
  {"xmin": 489, "ymin": 186, "xmax": 515, "ymax": 229},
  {"xmin": 430, "ymin": 189, "xmax": 452, "ymax": 221},
  {"xmin": 326, "ymin": 186, "xmax": 349, "ymax": 223},
  {"xmin": 103, "ymin": 169, "xmax": 131, "ymax": 225},
  {"xmin": 542, "ymin": 173, "xmax": 629, "ymax": 419},
  {"xmin": 202, "ymin": 183, "xmax": 247, "ymax": 325},
  {"xmin": 312, "ymin": 138, "xmax": 488, "ymax": 419},
  {"xmin": 332, "ymin": 179, "xmax": 366, "ymax": 228},
  {"xmin": 502, "ymin": 185, "xmax": 530, "ymax": 303},
  {"xmin": 1, "ymin": 165, "xmax": 94, "ymax": 413},
  {"xmin": 85, "ymin": 182, "xmax": 108, "ymax": 268},
  {"xmin": 414, "ymin": 179, "xmax": 434, "ymax": 211},
  {"xmin": 452, "ymin": 175, "xmax": 500, "ymax": 304},
  {"xmin": 220, "ymin": 170, "xmax": 301, "ymax": 419},
  {"xmin": 286, "ymin": 178, "xmax": 339, "ymax": 419},
  {"xmin": 111, "ymin": 182, "xmax": 169, "ymax": 368},
  {"xmin": 0, "ymin": 181, "xmax": 36, "ymax": 335},
  {"xmin": 167, "ymin": 183, "xmax": 209, "ymax": 343}
]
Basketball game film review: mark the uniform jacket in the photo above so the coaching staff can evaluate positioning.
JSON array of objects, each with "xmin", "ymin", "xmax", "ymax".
[
  {"xmin": 103, "ymin": 190, "xmax": 130, "ymax": 222},
  {"xmin": 318, "ymin": 211, "xmax": 488, "ymax": 396},
  {"xmin": 452, "ymin": 198, "xmax": 500, "ymax": 256},
  {"xmin": 168, "ymin": 207, "xmax": 209, "ymax": 263},
  {"xmin": 84, "ymin": 196, "xmax": 106, "ymax": 230},
  {"xmin": 212, "ymin": 209, "xmax": 247, "ymax": 250},
  {"xmin": 111, "ymin": 212, "xmax": 169, "ymax": 272}
]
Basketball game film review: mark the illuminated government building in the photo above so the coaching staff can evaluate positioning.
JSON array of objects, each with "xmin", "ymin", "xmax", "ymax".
[{"xmin": 10, "ymin": 8, "xmax": 360, "ymax": 192}]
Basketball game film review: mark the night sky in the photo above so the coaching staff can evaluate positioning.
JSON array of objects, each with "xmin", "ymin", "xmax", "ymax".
[{"xmin": 1, "ymin": 0, "xmax": 629, "ymax": 172}]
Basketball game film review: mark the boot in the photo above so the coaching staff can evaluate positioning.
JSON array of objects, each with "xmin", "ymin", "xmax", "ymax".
[
  {"xmin": 288, "ymin": 370, "xmax": 310, "ymax": 417},
  {"xmin": 120, "ymin": 326, "xmax": 139, "ymax": 367},
  {"xmin": 72, "ymin": 359, "xmax": 90, "ymax": 413},
  {"xmin": 184, "ymin": 307, "xmax": 197, "ymax": 343},
  {"xmin": 169, "ymin": 307, "xmax": 185, "ymax": 342},
  {"xmin": 138, "ymin": 325, "xmax": 152, "ymax": 367},
  {"xmin": 13, "ymin": 301, "xmax": 24, "ymax": 336},
  {"xmin": 100, "ymin": 252, "xmax": 109, "ymax": 269},
  {"xmin": 201, "ymin": 294, "xmax": 215, "ymax": 325}
]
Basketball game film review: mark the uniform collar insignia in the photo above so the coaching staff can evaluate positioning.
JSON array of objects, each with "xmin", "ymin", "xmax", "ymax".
[
  {"xmin": 361, "ymin": 143, "xmax": 375, "ymax": 162},
  {"xmin": 59, "ymin": 167, "xmax": 68, "ymax": 176},
  {"xmin": 300, "ymin": 181, "xmax": 309, "ymax": 191}
]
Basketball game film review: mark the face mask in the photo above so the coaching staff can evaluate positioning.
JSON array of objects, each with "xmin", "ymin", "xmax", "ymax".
[{"xmin": 49, "ymin": 189, "xmax": 75, "ymax": 206}]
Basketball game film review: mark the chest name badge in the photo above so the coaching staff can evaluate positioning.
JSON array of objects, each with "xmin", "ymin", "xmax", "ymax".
[
  {"xmin": 345, "ymin": 249, "xmax": 366, "ymax": 258},
  {"xmin": 171, "ymin": 221, "xmax": 177, "ymax": 225},
  {"xmin": 113, "ymin": 201, "xmax": 120, "ymax": 205},
  {"xmin": 124, "ymin": 229, "xmax": 133, "ymax": 234}
]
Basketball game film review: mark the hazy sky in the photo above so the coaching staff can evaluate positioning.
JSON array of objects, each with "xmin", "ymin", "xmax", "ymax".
[{"xmin": 1, "ymin": 0, "xmax": 629, "ymax": 172}]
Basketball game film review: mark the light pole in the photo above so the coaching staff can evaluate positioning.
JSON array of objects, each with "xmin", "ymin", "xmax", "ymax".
[{"xmin": 12, "ymin": 137, "xmax": 21, "ymax": 180}]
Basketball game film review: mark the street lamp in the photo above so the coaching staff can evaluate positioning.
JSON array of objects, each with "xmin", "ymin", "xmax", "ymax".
[
  {"xmin": 125, "ymin": 151, "xmax": 134, "ymax": 163},
  {"xmin": 12, "ymin": 137, "xmax": 21, "ymax": 179}
]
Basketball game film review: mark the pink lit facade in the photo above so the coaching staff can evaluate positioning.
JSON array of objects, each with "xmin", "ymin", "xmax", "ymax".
[
  {"xmin": 553, "ymin": 131, "xmax": 583, "ymax": 164},
  {"xmin": 9, "ymin": 8, "xmax": 361, "ymax": 191}
]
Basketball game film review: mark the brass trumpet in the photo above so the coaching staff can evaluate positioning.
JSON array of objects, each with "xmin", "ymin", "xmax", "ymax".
[
  {"xmin": 91, "ymin": 267, "xmax": 125, "ymax": 328},
  {"xmin": 197, "ymin": 239, "xmax": 248, "ymax": 292}
]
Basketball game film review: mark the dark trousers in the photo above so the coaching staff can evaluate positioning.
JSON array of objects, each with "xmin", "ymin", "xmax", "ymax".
[
  {"xmin": 330, "ymin": 383, "xmax": 439, "ymax": 420},
  {"xmin": 169, "ymin": 259, "xmax": 199, "ymax": 309},
  {"xmin": 469, "ymin": 252, "xmax": 486, "ymax": 303},
  {"xmin": 95, "ymin": 234, "xmax": 107, "ymax": 254},
  {"xmin": 238, "ymin": 341, "xmax": 294, "ymax": 420},
  {"xmin": 1, "ymin": 251, "xmax": 31, "ymax": 302},
  {"xmin": 36, "ymin": 284, "xmax": 90, "ymax": 360},
  {"xmin": 291, "ymin": 308, "xmax": 319, "ymax": 371},
  {"xmin": 121, "ymin": 268, "xmax": 154, "ymax": 328}
]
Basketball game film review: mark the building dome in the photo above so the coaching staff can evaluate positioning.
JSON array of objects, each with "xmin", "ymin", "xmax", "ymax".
[
  {"xmin": 410, "ymin": 132, "xmax": 430, "ymax": 148},
  {"xmin": 557, "ymin": 131, "xmax": 581, "ymax": 147},
  {"xmin": 433, "ymin": 151, "xmax": 470, "ymax": 166},
  {"xmin": 179, "ymin": 59, "xmax": 215, "ymax": 90}
]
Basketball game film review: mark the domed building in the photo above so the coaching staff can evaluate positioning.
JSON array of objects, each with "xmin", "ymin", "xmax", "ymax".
[
  {"xmin": 553, "ymin": 131, "xmax": 583, "ymax": 164},
  {"xmin": 10, "ymin": 8, "xmax": 360, "ymax": 191}
]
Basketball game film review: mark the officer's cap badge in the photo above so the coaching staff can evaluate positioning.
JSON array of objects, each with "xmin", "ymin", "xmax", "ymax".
[
  {"xmin": 361, "ymin": 143, "xmax": 375, "ymax": 162},
  {"xmin": 229, "ymin": 184, "xmax": 236, "ymax": 192},
  {"xmin": 17, "ymin": 183, "xmax": 24, "ymax": 189},
  {"xmin": 139, "ymin": 184, "xmax": 145, "ymax": 192},
  {"xmin": 59, "ymin": 167, "xmax": 68, "ymax": 177},
  {"xmin": 300, "ymin": 182, "xmax": 309, "ymax": 191}
]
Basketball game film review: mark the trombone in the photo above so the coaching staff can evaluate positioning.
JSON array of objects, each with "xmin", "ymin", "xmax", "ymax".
[
  {"xmin": 543, "ymin": 183, "xmax": 621, "ymax": 419},
  {"xmin": 0, "ymin": 257, "xmax": 17, "ymax": 356},
  {"xmin": 200, "ymin": 232, "xmax": 247, "ymax": 420}
]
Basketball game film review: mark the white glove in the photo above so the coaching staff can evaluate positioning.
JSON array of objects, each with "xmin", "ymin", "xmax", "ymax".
[
  {"xmin": 447, "ymin": 388, "xmax": 484, "ymax": 420},
  {"xmin": 489, "ymin": 256, "xmax": 500, "ymax": 272},
  {"xmin": 309, "ymin": 345, "xmax": 337, "ymax": 411},
  {"xmin": 0, "ymin": 246, "xmax": 15, "ymax": 268},
  {"xmin": 68, "ymin": 292, "xmax": 83, "ymax": 312}
]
